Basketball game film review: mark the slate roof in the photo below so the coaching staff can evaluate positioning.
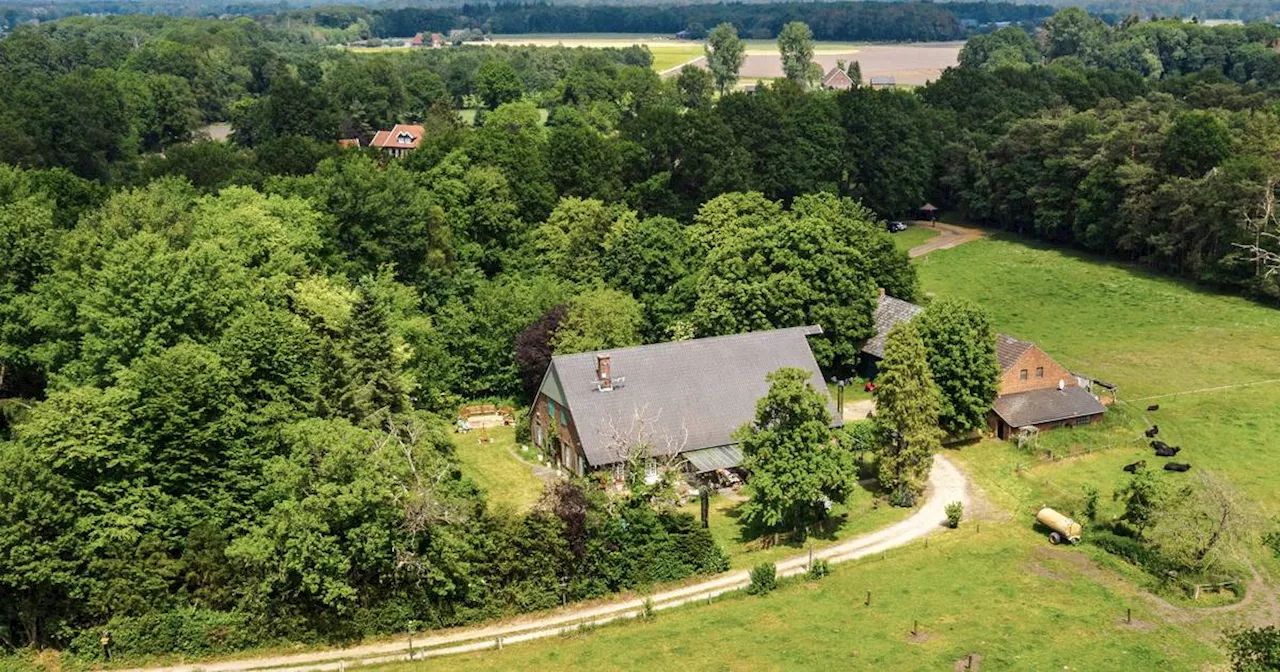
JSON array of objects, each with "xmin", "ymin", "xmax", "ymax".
[
  {"xmin": 861, "ymin": 294, "xmax": 924, "ymax": 359},
  {"xmin": 991, "ymin": 386, "xmax": 1106, "ymax": 428},
  {"xmin": 996, "ymin": 334, "xmax": 1036, "ymax": 371},
  {"xmin": 869, "ymin": 75, "xmax": 897, "ymax": 86},
  {"xmin": 540, "ymin": 326, "xmax": 841, "ymax": 468}
]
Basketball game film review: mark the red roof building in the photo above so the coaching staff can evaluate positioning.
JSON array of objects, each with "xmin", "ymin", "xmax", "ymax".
[{"xmin": 369, "ymin": 124, "xmax": 426, "ymax": 157}]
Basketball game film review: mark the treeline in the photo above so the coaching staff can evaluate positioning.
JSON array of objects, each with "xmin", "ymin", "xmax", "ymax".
[{"xmin": 300, "ymin": 1, "xmax": 1052, "ymax": 43}]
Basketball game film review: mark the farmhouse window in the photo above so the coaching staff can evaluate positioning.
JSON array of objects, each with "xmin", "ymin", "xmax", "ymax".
[
  {"xmin": 1078, "ymin": 416, "xmax": 1092, "ymax": 426},
  {"xmin": 535, "ymin": 424, "xmax": 543, "ymax": 447},
  {"xmin": 1036, "ymin": 367, "xmax": 1044, "ymax": 378},
  {"xmin": 1019, "ymin": 369, "xmax": 1028, "ymax": 381}
]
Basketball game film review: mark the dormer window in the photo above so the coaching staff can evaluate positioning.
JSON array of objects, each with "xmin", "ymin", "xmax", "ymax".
[{"xmin": 397, "ymin": 132, "xmax": 414, "ymax": 145}]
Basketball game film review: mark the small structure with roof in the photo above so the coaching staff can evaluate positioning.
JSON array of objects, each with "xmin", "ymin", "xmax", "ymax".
[
  {"xmin": 858, "ymin": 296, "xmax": 1106, "ymax": 439},
  {"xmin": 869, "ymin": 75, "xmax": 897, "ymax": 89},
  {"xmin": 369, "ymin": 124, "xmax": 426, "ymax": 157},
  {"xmin": 821, "ymin": 66, "xmax": 856, "ymax": 90},
  {"xmin": 532, "ymin": 326, "xmax": 842, "ymax": 477}
]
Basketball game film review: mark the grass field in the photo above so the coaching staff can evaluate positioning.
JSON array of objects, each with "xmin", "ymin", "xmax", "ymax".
[
  {"xmin": 376, "ymin": 525, "xmax": 1217, "ymax": 672},
  {"xmin": 890, "ymin": 225, "xmax": 939, "ymax": 252},
  {"xmin": 684, "ymin": 485, "xmax": 909, "ymax": 570},
  {"xmin": 648, "ymin": 45, "xmax": 705, "ymax": 72},
  {"xmin": 397, "ymin": 231, "xmax": 1280, "ymax": 671},
  {"xmin": 452, "ymin": 425, "xmax": 547, "ymax": 511}
]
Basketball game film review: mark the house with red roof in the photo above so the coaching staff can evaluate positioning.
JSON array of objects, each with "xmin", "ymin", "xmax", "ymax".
[{"xmin": 369, "ymin": 124, "xmax": 426, "ymax": 157}]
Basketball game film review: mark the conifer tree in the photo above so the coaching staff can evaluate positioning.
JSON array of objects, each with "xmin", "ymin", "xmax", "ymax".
[{"xmin": 873, "ymin": 322, "xmax": 943, "ymax": 505}]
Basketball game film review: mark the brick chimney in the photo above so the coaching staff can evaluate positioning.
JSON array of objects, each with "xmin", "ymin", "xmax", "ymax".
[{"xmin": 596, "ymin": 353, "xmax": 612, "ymax": 391}]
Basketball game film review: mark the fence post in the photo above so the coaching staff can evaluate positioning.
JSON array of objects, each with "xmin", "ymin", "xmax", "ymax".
[
  {"xmin": 1127, "ymin": 608, "xmax": 1132, "ymax": 624},
  {"xmin": 865, "ymin": 590, "xmax": 871, "ymax": 606}
]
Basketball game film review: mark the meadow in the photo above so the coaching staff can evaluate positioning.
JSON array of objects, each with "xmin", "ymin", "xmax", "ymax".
[
  {"xmin": 405, "ymin": 232, "xmax": 1280, "ymax": 671},
  {"xmin": 452, "ymin": 424, "xmax": 548, "ymax": 511}
]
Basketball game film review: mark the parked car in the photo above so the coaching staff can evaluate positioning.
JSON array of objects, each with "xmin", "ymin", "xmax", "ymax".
[{"xmin": 886, "ymin": 220, "xmax": 907, "ymax": 233}]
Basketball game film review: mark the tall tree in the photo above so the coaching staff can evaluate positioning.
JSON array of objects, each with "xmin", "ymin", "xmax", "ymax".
[
  {"xmin": 916, "ymin": 297, "xmax": 1000, "ymax": 436},
  {"xmin": 476, "ymin": 59, "xmax": 524, "ymax": 111},
  {"xmin": 737, "ymin": 367, "xmax": 856, "ymax": 532},
  {"xmin": 705, "ymin": 22, "xmax": 746, "ymax": 96},
  {"xmin": 873, "ymin": 322, "xmax": 942, "ymax": 504},
  {"xmin": 551, "ymin": 288, "xmax": 644, "ymax": 355},
  {"xmin": 778, "ymin": 21, "xmax": 816, "ymax": 85}
]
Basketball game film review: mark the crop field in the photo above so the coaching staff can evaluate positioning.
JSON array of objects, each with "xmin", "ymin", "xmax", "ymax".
[{"xmin": 397, "ymin": 232, "xmax": 1280, "ymax": 671}]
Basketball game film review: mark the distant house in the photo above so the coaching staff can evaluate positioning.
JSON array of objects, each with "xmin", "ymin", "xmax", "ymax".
[
  {"xmin": 869, "ymin": 75, "xmax": 897, "ymax": 89},
  {"xmin": 858, "ymin": 294, "xmax": 1106, "ymax": 439},
  {"xmin": 988, "ymin": 335, "xmax": 1106, "ymax": 439},
  {"xmin": 821, "ymin": 66, "xmax": 855, "ymax": 90},
  {"xmin": 369, "ymin": 124, "xmax": 425, "ymax": 157},
  {"xmin": 338, "ymin": 138, "xmax": 360, "ymax": 149},
  {"xmin": 412, "ymin": 32, "xmax": 443, "ymax": 48},
  {"xmin": 533, "ymin": 326, "xmax": 842, "ymax": 477}
]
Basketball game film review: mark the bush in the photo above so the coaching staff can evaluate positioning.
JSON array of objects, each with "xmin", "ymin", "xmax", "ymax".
[
  {"xmin": 889, "ymin": 487, "xmax": 916, "ymax": 508},
  {"xmin": 68, "ymin": 608, "xmax": 266, "ymax": 661},
  {"xmin": 945, "ymin": 501, "xmax": 963, "ymax": 528},
  {"xmin": 1225, "ymin": 625, "xmax": 1280, "ymax": 671},
  {"xmin": 747, "ymin": 562, "xmax": 777, "ymax": 595},
  {"xmin": 1263, "ymin": 529, "xmax": 1280, "ymax": 559},
  {"xmin": 1091, "ymin": 529, "xmax": 1178, "ymax": 578},
  {"xmin": 806, "ymin": 558, "xmax": 831, "ymax": 580},
  {"xmin": 1081, "ymin": 485, "xmax": 1099, "ymax": 522}
]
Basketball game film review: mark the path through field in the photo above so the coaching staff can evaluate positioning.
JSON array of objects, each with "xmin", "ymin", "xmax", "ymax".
[
  {"xmin": 120, "ymin": 456, "xmax": 971, "ymax": 672},
  {"xmin": 908, "ymin": 221, "xmax": 986, "ymax": 258}
]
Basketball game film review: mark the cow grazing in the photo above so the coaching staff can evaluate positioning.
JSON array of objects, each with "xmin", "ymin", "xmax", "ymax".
[
  {"xmin": 1123, "ymin": 460, "xmax": 1146, "ymax": 473},
  {"xmin": 1144, "ymin": 425, "xmax": 1159, "ymax": 438},
  {"xmin": 1151, "ymin": 440, "xmax": 1170, "ymax": 451},
  {"xmin": 1147, "ymin": 404, "xmax": 1160, "ymax": 412},
  {"xmin": 1154, "ymin": 445, "xmax": 1181, "ymax": 457},
  {"xmin": 1164, "ymin": 462, "xmax": 1192, "ymax": 472}
]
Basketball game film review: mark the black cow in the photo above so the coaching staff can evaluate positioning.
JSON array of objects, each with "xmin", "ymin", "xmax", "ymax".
[
  {"xmin": 1164, "ymin": 462, "xmax": 1192, "ymax": 472},
  {"xmin": 1155, "ymin": 445, "xmax": 1181, "ymax": 457},
  {"xmin": 1147, "ymin": 404, "xmax": 1160, "ymax": 412},
  {"xmin": 1144, "ymin": 425, "xmax": 1159, "ymax": 438},
  {"xmin": 1151, "ymin": 440, "xmax": 1170, "ymax": 451},
  {"xmin": 1123, "ymin": 460, "xmax": 1146, "ymax": 473}
]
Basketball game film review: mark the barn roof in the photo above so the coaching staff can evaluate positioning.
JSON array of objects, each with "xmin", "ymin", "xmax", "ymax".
[
  {"xmin": 540, "ymin": 326, "xmax": 840, "ymax": 469},
  {"xmin": 991, "ymin": 386, "xmax": 1106, "ymax": 428},
  {"xmin": 996, "ymin": 334, "xmax": 1036, "ymax": 371},
  {"xmin": 861, "ymin": 293, "xmax": 924, "ymax": 359}
]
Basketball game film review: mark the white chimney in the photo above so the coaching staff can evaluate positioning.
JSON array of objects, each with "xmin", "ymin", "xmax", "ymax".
[{"xmin": 597, "ymin": 354, "xmax": 613, "ymax": 391}]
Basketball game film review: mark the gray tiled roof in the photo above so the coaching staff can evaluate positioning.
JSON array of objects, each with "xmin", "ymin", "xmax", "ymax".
[
  {"xmin": 861, "ymin": 294, "xmax": 924, "ymax": 359},
  {"xmin": 996, "ymin": 333, "xmax": 1035, "ymax": 371},
  {"xmin": 991, "ymin": 386, "xmax": 1106, "ymax": 428},
  {"xmin": 542, "ymin": 326, "xmax": 841, "ymax": 468}
]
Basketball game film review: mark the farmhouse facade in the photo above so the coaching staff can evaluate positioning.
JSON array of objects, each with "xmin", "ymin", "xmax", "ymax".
[
  {"xmin": 859, "ymin": 293, "xmax": 1106, "ymax": 439},
  {"xmin": 532, "ymin": 326, "xmax": 842, "ymax": 477},
  {"xmin": 821, "ymin": 66, "xmax": 856, "ymax": 90}
]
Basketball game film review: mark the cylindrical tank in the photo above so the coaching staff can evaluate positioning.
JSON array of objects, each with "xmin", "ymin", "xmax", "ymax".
[{"xmin": 1035, "ymin": 507, "xmax": 1082, "ymax": 544}]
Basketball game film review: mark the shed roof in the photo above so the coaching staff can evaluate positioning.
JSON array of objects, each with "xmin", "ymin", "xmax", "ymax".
[
  {"xmin": 861, "ymin": 293, "xmax": 924, "ymax": 359},
  {"xmin": 991, "ymin": 386, "xmax": 1106, "ymax": 428},
  {"xmin": 540, "ymin": 326, "xmax": 840, "ymax": 468}
]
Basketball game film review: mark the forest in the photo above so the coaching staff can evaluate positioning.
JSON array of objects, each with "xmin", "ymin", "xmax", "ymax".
[{"xmin": 5, "ymin": 5, "xmax": 1280, "ymax": 664}]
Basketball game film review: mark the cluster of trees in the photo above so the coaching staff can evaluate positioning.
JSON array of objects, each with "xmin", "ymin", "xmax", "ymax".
[
  {"xmin": 317, "ymin": 2, "xmax": 1052, "ymax": 45},
  {"xmin": 0, "ymin": 163, "xmax": 732, "ymax": 655}
]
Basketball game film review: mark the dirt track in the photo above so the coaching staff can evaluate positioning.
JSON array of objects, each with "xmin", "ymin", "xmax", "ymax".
[
  {"xmin": 119, "ymin": 456, "xmax": 971, "ymax": 672},
  {"xmin": 908, "ymin": 221, "xmax": 987, "ymax": 258}
]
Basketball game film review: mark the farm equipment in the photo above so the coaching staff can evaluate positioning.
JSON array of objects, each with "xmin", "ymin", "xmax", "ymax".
[{"xmin": 1035, "ymin": 507, "xmax": 1082, "ymax": 545}]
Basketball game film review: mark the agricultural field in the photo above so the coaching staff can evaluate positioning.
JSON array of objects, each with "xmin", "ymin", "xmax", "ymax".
[{"xmin": 394, "ymin": 232, "xmax": 1280, "ymax": 671}]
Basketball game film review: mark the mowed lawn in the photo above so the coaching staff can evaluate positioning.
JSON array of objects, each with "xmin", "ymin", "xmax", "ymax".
[
  {"xmin": 648, "ymin": 45, "xmax": 704, "ymax": 72},
  {"xmin": 377, "ymin": 526, "xmax": 1216, "ymax": 672},
  {"xmin": 452, "ymin": 424, "xmax": 547, "ymax": 511}
]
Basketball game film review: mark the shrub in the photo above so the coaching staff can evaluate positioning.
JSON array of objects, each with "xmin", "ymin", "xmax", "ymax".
[
  {"xmin": 640, "ymin": 597, "xmax": 655, "ymax": 620},
  {"xmin": 1224, "ymin": 626, "xmax": 1280, "ymax": 671},
  {"xmin": 806, "ymin": 558, "xmax": 831, "ymax": 580},
  {"xmin": 747, "ymin": 562, "xmax": 777, "ymax": 595},
  {"xmin": 1081, "ymin": 485, "xmax": 1099, "ymax": 522},
  {"xmin": 1091, "ymin": 529, "xmax": 1178, "ymax": 578},
  {"xmin": 68, "ymin": 608, "xmax": 266, "ymax": 661},
  {"xmin": 1263, "ymin": 529, "xmax": 1280, "ymax": 559},
  {"xmin": 945, "ymin": 501, "xmax": 963, "ymax": 528},
  {"xmin": 889, "ymin": 487, "xmax": 916, "ymax": 508}
]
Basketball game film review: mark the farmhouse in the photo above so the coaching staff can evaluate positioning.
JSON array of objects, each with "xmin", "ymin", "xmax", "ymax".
[
  {"xmin": 988, "ymin": 334, "xmax": 1106, "ymax": 439},
  {"xmin": 369, "ymin": 124, "xmax": 425, "ymax": 157},
  {"xmin": 859, "ymin": 293, "xmax": 1106, "ymax": 439},
  {"xmin": 532, "ymin": 326, "xmax": 842, "ymax": 477},
  {"xmin": 821, "ymin": 66, "xmax": 856, "ymax": 90}
]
